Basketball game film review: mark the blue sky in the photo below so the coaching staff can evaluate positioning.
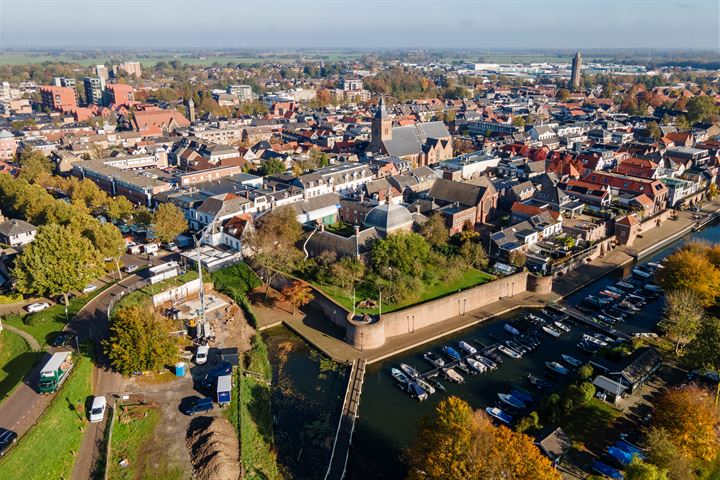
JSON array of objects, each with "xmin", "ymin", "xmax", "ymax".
[{"xmin": 1, "ymin": 0, "xmax": 718, "ymax": 50}]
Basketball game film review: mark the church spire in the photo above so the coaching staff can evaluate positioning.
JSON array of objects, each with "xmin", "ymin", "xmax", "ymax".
[{"xmin": 375, "ymin": 95, "xmax": 389, "ymax": 120}]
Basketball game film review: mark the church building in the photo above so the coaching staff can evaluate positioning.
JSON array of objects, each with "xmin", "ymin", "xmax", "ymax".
[{"xmin": 366, "ymin": 97, "xmax": 453, "ymax": 167}]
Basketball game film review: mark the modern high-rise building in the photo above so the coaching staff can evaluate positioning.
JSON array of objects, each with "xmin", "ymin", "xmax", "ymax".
[
  {"xmin": 227, "ymin": 84, "xmax": 253, "ymax": 101},
  {"xmin": 53, "ymin": 77, "xmax": 77, "ymax": 89},
  {"xmin": 570, "ymin": 51, "xmax": 582, "ymax": 91},
  {"xmin": 83, "ymin": 77, "xmax": 105, "ymax": 105},
  {"xmin": 117, "ymin": 61, "xmax": 142, "ymax": 78},
  {"xmin": 95, "ymin": 65, "xmax": 109, "ymax": 80}
]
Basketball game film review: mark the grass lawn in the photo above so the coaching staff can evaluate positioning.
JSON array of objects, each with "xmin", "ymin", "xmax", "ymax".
[
  {"xmin": 0, "ymin": 356, "xmax": 92, "ymax": 480},
  {"xmin": 1, "ymin": 284, "xmax": 111, "ymax": 347},
  {"xmin": 112, "ymin": 270, "xmax": 199, "ymax": 314},
  {"xmin": 562, "ymin": 398, "xmax": 622, "ymax": 446},
  {"xmin": 0, "ymin": 330, "xmax": 42, "ymax": 404},
  {"xmin": 317, "ymin": 268, "xmax": 495, "ymax": 314},
  {"xmin": 212, "ymin": 262, "xmax": 261, "ymax": 299},
  {"xmin": 107, "ymin": 405, "xmax": 182, "ymax": 480}
]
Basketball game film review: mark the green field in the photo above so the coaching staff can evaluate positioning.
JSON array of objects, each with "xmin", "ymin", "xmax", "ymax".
[
  {"xmin": 0, "ymin": 329, "xmax": 42, "ymax": 403},
  {"xmin": 0, "ymin": 356, "xmax": 92, "ymax": 480},
  {"xmin": 1, "ymin": 285, "xmax": 110, "ymax": 347},
  {"xmin": 0, "ymin": 51, "xmax": 362, "ymax": 67},
  {"xmin": 316, "ymin": 268, "xmax": 494, "ymax": 314}
]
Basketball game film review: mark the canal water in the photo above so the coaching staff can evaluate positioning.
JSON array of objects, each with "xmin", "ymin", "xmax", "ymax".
[
  {"xmin": 263, "ymin": 326, "xmax": 348, "ymax": 480},
  {"xmin": 344, "ymin": 223, "xmax": 720, "ymax": 480}
]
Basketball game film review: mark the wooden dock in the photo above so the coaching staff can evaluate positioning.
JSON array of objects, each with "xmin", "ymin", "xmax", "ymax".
[{"xmin": 325, "ymin": 358, "xmax": 366, "ymax": 480}]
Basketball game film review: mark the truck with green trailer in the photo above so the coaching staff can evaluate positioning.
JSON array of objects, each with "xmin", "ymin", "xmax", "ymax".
[{"xmin": 38, "ymin": 351, "xmax": 73, "ymax": 394}]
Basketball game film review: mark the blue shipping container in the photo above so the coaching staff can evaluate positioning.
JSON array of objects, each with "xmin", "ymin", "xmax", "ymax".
[{"xmin": 216, "ymin": 374, "xmax": 232, "ymax": 405}]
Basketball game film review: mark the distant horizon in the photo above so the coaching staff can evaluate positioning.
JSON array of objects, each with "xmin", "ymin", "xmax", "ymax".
[{"xmin": 1, "ymin": 0, "xmax": 718, "ymax": 51}]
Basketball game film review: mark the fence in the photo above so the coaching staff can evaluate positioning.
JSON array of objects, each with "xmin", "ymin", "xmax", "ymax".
[{"xmin": 101, "ymin": 404, "xmax": 116, "ymax": 480}]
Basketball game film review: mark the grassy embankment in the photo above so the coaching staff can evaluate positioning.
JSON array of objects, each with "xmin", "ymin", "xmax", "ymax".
[
  {"xmin": 0, "ymin": 329, "xmax": 42, "ymax": 404},
  {"xmin": 316, "ymin": 268, "xmax": 494, "ymax": 314},
  {"xmin": 213, "ymin": 263, "xmax": 282, "ymax": 479},
  {"xmin": 0, "ymin": 355, "xmax": 92, "ymax": 479},
  {"xmin": 1, "ymin": 283, "xmax": 112, "ymax": 347}
]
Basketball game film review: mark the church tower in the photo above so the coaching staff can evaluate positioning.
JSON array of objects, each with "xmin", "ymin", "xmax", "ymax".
[
  {"xmin": 570, "ymin": 51, "xmax": 582, "ymax": 91},
  {"xmin": 370, "ymin": 96, "xmax": 392, "ymax": 151},
  {"xmin": 187, "ymin": 98, "xmax": 196, "ymax": 123}
]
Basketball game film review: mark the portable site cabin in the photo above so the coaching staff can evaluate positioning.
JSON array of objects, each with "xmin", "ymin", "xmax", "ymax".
[{"xmin": 216, "ymin": 374, "xmax": 232, "ymax": 406}]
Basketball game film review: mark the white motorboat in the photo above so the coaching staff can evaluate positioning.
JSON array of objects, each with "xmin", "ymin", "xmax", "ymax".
[
  {"xmin": 546, "ymin": 361, "xmax": 570, "ymax": 376},
  {"xmin": 542, "ymin": 325, "xmax": 562, "ymax": 338},
  {"xmin": 442, "ymin": 367, "xmax": 464, "ymax": 384},
  {"xmin": 583, "ymin": 333, "xmax": 608, "ymax": 347},
  {"xmin": 498, "ymin": 345, "xmax": 522, "ymax": 359},
  {"xmin": 415, "ymin": 377, "xmax": 436, "ymax": 395},
  {"xmin": 554, "ymin": 321, "xmax": 570, "ymax": 333},
  {"xmin": 459, "ymin": 340, "xmax": 477, "ymax": 355},
  {"xmin": 466, "ymin": 357, "xmax": 486, "ymax": 373}
]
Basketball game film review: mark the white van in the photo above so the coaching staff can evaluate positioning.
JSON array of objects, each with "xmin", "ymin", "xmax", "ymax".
[
  {"xmin": 142, "ymin": 243, "xmax": 159, "ymax": 254},
  {"xmin": 89, "ymin": 396, "xmax": 107, "ymax": 423},
  {"xmin": 195, "ymin": 345, "xmax": 209, "ymax": 365}
]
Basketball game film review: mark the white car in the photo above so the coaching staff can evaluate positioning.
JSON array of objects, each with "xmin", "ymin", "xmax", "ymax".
[
  {"xmin": 89, "ymin": 396, "xmax": 106, "ymax": 423},
  {"xmin": 195, "ymin": 345, "xmax": 209, "ymax": 365},
  {"xmin": 124, "ymin": 264, "xmax": 139, "ymax": 273},
  {"xmin": 25, "ymin": 302, "xmax": 50, "ymax": 313},
  {"xmin": 82, "ymin": 284, "xmax": 98, "ymax": 294}
]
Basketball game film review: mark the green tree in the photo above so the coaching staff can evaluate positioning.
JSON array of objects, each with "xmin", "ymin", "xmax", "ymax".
[
  {"xmin": 84, "ymin": 221, "xmax": 126, "ymax": 279},
  {"xmin": 17, "ymin": 149, "xmax": 53, "ymax": 182},
  {"xmin": 132, "ymin": 206, "xmax": 154, "ymax": 229},
  {"xmin": 647, "ymin": 121, "xmax": 662, "ymax": 141},
  {"xmin": 261, "ymin": 158, "xmax": 286, "ymax": 176},
  {"xmin": 577, "ymin": 363, "xmax": 594, "ymax": 381},
  {"xmin": 645, "ymin": 427, "xmax": 694, "ymax": 480},
  {"xmin": 329, "ymin": 256, "xmax": 365, "ymax": 292},
  {"xmin": 106, "ymin": 195, "xmax": 134, "ymax": 221},
  {"xmin": 104, "ymin": 305, "xmax": 178, "ymax": 375},
  {"xmin": 69, "ymin": 178, "xmax": 109, "ymax": 214},
  {"xmin": 12, "ymin": 224, "xmax": 104, "ymax": 305},
  {"xmin": 152, "ymin": 202, "xmax": 188, "ymax": 243},
  {"xmin": 661, "ymin": 289, "xmax": 704, "ymax": 354},
  {"xmin": 686, "ymin": 96, "xmax": 718, "ymax": 124},
  {"xmin": 459, "ymin": 241, "xmax": 489, "ymax": 270},
  {"xmin": 515, "ymin": 411, "xmax": 542, "ymax": 434},
  {"xmin": 567, "ymin": 381, "xmax": 595, "ymax": 407},
  {"xmin": 247, "ymin": 206, "xmax": 303, "ymax": 293},
  {"xmin": 508, "ymin": 250, "xmax": 527, "ymax": 268},
  {"xmin": 420, "ymin": 213, "xmax": 449, "ymax": 248},
  {"xmin": 625, "ymin": 459, "xmax": 668, "ymax": 480},
  {"xmin": 512, "ymin": 116, "xmax": 526, "ymax": 127},
  {"xmin": 556, "ymin": 88, "xmax": 571, "ymax": 102},
  {"xmin": 371, "ymin": 232, "xmax": 431, "ymax": 278},
  {"xmin": 686, "ymin": 317, "xmax": 720, "ymax": 405}
]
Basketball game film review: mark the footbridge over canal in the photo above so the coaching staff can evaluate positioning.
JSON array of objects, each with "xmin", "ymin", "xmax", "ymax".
[{"xmin": 325, "ymin": 358, "xmax": 366, "ymax": 480}]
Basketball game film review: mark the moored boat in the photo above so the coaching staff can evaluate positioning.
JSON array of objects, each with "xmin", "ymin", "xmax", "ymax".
[
  {"xmin": 415, "ymin": 377, "xmax": 436, "ymax": 395},
  {"xmin": 632, "ymin": 266, "xmax": 652, "ymax": 278},
  {"xmin": 456, "ymin": 361, "xmax": 471, "ymax": 375},
  {"xmin": 423, "ymin": 351, "xmax": 445, "ymax": 368},
  {"xmin": 504, "ymin": 323, "xmax": 520, "ymax": 336},
  {"xmin": 485, "ymin": 406, "xmax": 513, "ymax": 424},
  {"xmin": 510, "ymin": 387, "xmax": 535, "ymax": 403},
  {"xmin": 506, "ymin": 340, "xmax": 527, "ymax": 355},
  {"xmin": 390, "ymin": 368, "xmax": 411, "ymax": 386},
  {"xmin": 407, "ymin": 381, "xmax": 428, "ymax": 401},
  {"xmin": 583, "ymin": 333, "xmax": 608, "ymax": 347},
  {"xmin": 546, "ymin": 361, "xmax": 570, "ymax": 376},
  {"xmin": 498, "ymin": 393, "xmax": 526, "ymax": 410},
  {"xmin": 577, "ymin": 340, "xmax": 600, "ymax": 354},
  {"xmin": 466, "ymin": 357, "xmax": 486, "ymax": 373},
  {"xmin": 528, "ymin": 373, "xmax": 552, "ymax": 390},
  {"xmin": 400, "ymin": 363, "xmax": 420, "ymax": 378},
  {"xmin": 427, "ymin": 376, "xmax": 446, "ymax": 393},
  {"xmin": 442, "ymin": 346, "xmax": 461, "ymax": 361},
  {"xmin": 459, "ymin": 340, "xmax": 477, "ymax": 355},
  {"xmin": 554, "ymin": 321, "xmax": 570, "ymax": 332},
  {"xmin": 616, "ymin": 281, "xmax": 635, "ymax": 290},
  {"xmin": 476, "ymin": 356, "xmax": 497, "ymax": 370},
  {"xmin": 442, "ymin": 367, "xmax": 464, "ymax": 384},
  {"xmin": 562, "ymin": 354, "xmax": 583, "ymax": 367},
  {"xmin": 498, "ymin": 345, "xmax": 522, "ymax": 359},
  {"xmin": 542, "ymin": 325, "xmax": 562, "ymax": 338}
]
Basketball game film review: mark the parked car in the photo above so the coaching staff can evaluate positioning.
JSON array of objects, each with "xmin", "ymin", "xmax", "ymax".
[
  {"xmin": 50, "ymin": 331, "xmax": 74, "ymax": 347},
  {"xmin": 0, "ymin": 428, "xmax": 17, "ymax": 456},
  {"xmin": 82, "ymin": 284, "xmax": 98, "ymax": 294},
  {"xmin": 124, "ymin": 264, "xmax": 139, "ymax": 273},
  {"xmin": 26, "ymin": 302, "xmax": 50, "ymax": 313},
  {"xmin": 89, "ymin": 396, "xmax": 107, "ymax": 423},
  {"xmin": 195, "ymin": 345, "xmax": 209, "ymax": 365},
  {"xmin": 201, "ymin": 361, "xmax": 232, "ymax": 388},
  {"xmin": 181, "ymin": 396, "xmax": 214, "ymax": 416},
  {"xmin": 162, "ymin": 242, "xmax": 179, "ymax": 252}
]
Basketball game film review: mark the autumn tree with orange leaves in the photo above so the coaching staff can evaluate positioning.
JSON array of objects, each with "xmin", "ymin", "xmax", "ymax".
[
  {"xmin": 406, "ymin": 396, "xmax": 559, "ymax": 480},
  {"xmin": 281, "ymin": 281, "xmax": 314, "ymax": 317},
  {"xmin": 651, "ymin": 385, "xmax": 720, "ymax": 462}
]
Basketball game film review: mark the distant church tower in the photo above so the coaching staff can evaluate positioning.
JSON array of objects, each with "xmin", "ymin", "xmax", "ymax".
[
  {"xmin": 370, "ymin": 96, "xmax": 392, "ymax": 151},
  {"xmin": 570, "ymin": 51, "xmax": 582, "ymax": 91},
  {"xmin": 187, "ymin": 98, "xmax": 196, "ymax": 123}
]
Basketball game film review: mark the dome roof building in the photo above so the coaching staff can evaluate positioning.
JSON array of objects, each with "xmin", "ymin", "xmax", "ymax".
[{"xmin": 363, "ymin": 203, "xmax": 413, "ymax": 236}]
